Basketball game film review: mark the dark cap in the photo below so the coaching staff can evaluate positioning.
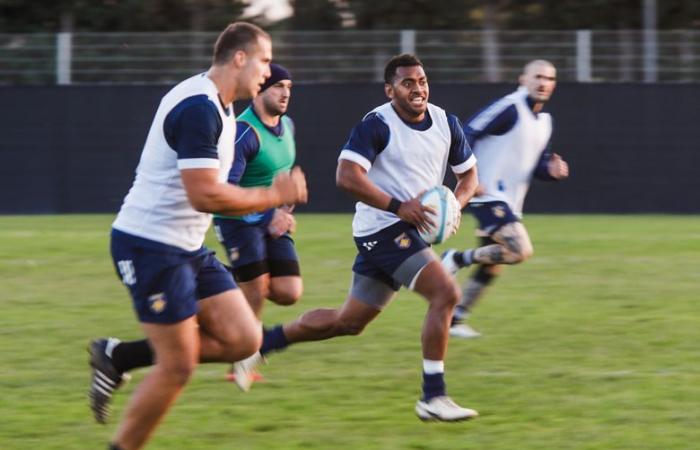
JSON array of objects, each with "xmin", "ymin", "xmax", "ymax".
[{"xmin": 260, "ymin": 63, "xmax": 292, "ymax": 93}]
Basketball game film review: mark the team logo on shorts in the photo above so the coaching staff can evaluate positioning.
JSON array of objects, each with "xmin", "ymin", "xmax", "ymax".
[
  {"xmin": 148, "ymin": 292, "xmax": 167, "ymax": 314},
  {"xmin": 394, "ymin": 232, "xmax": 411, "ymax": 249},
  {"xmin": 492, "ymin": 205, "xmax": 506, "ymax": 218},
  {"xmin": 229, "ymin": 247, "xmax": 240, "ymax": 262}
]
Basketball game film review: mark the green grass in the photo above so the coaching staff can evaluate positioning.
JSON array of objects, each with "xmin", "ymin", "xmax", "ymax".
[{"xmin": 0, "ymin": 214, "xmax": 699, "ymax": 450}]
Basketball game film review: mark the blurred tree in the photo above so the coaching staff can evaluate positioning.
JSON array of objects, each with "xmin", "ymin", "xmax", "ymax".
[
  {"xmin": 298, "ymin": 0, "xmax": 700, "ymax": 30},
  {"xmin": 506, "ymin": 0, "xmax": 700, "ymax": 29},
  {"xmin": 0, "ymin": 0, "xmax": 251, "ymax": 32},
  {"xmin": 341, "ymin": 0, "xmax": 478, "ymax": 29},
  {"xmin": 287, "ymin": 0, "xmax": 342, "ymax": 30}
]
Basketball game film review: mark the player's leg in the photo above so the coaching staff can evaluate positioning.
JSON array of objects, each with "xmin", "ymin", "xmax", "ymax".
[
  {"xmin": 450, "ymin": 260, "xmax": 502, "ymax": 338},
  {"xmin": 231, "ymin": 276, "xmax": 391, "ymax": 391},
  {"xmin": 397, "ymin": 250, "xmax": 478, "ymax": 421},
  {"xmin": 213, "ymin": 219, "xmax": 270, "ymax": 317},
  {"xmin": 267, "ymin": 234, "xmax": 302, "ymax": 306},
  {"xmin": 196, "ymin": 289, "xmax": 262, "ymax": 363},
  {"xmin": 100, "ymin": 231, "xmax": 208, "ymax": 447},
  {"xmin": 443, "ymin": 202, "xmax": 530, "ymax": 271},
  {"xmin": 237, "ymin": 275, "xmax": 271, "ymax": 318},
  {"xmin": 110, "ymin": 318, "xmax": 199, "ymax": 450}
]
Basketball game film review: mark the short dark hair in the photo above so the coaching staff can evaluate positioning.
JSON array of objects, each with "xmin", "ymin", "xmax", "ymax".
[
  {"xmin": 212, "ymin": 22, "xmax": 270, "ymax": 65},
  {"xmin": 384, "ymin": 54, "xmax": 423, "ymax": 84}
]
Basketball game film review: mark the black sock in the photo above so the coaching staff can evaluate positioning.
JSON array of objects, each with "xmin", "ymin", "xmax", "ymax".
[
  {"xmin": 260, "ymin": 325, "xmax": 289, "ymax": 356},
  {"xmin": 422, "ymin": 372, "xmax": 446, "ymax": 401},
  {"xmin": 112, "ymin": 339, "xmax": 154, "ymax": 373}
]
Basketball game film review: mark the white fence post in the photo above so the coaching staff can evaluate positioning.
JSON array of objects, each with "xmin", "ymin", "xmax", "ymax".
[
  {"xmin": 643, "ymin": 0, "xmax": 658, "ymax": 82},
  {"xmin": 481, "ymin": 28, "xmax": 500, "ymax": 82},
  {"xmin": 56, "ymin": 32, "xmax": 72, "ymax": 85},
  {"xmin": 576, "ymin": 30, "xmax": 592, "ymax": 82},
  {"xmin": 400, "ymin": 29, "xmax": 416, "ymax": 55}
]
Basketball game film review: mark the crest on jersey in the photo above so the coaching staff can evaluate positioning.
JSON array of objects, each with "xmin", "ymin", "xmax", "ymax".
[
  {"xmin": 492, "ymin": 205, "xmax": 506, "ymax": 218},
  {"xmin": 394, "ymin": 232, "xmax": 411, "ymax": 249},
  {"xmin": 229, "ymin": 247, "xmax": 240, "ymax": 262},
  {"xmin": 148, "ymin": 292, "xmax": 167, "ymax": 314}
]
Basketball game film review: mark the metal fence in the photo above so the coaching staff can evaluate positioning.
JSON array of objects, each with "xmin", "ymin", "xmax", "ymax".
[{"xmin": 2, "ymin": 29, "xmax": 699, "ymax": 85}]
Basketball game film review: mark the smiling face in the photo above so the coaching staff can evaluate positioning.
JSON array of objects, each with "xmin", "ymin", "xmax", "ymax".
[
  {"xmin": 385, "ymin": 64, "xmax": 429, "ymax": 122},
  {"xmin": 520, "ymin": 60, "xmax": 557, "ymax": 103},
  {"xmin": 235, "ymin": 35, "xmax": 273, "ymax": 100},
  {"xmin": 259, "ymin": 79, "xmax": 292, "ymax": 116}
]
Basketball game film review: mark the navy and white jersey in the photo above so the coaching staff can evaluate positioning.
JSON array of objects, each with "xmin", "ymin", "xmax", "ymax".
[
  {"xmin": 112, "ymin": 73, "xmax": 235, "ymax": 251},
  {"xmin": 339, "ymin": 102, "xmax": 476, "ymax": 237},
  {"xmin": 465, "ymin": 86, "xmax": 553, "ymax": 217}
]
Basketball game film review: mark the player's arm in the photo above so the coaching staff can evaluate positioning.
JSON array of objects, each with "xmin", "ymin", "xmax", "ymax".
[
  {"xmin": 181, "ymin": 167, "xmax": 306, "ymax": 216},
  {"xmin": 533, "ymin": 140, "xmax": 569, "ymax": 181},
  {"xmin": 167, "ymin": 98, "xmax": 307, "ymax": 215},
  {"xmin": 335, "ymin": 113, "xmax": 434, "ymax": 232},
  {"xmin": 463, "ymin": 102, "xmax": 518, "ymax": 147},
  {"xmin": 336, "ymin": 160, "xmax": 434, "ymax": 232},
  {"xmin": 447, "ymin": 114, "xmax": 479, "ymax": 207}
]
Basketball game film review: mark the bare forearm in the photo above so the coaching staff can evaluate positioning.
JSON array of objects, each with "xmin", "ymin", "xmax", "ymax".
[
  {"xmin": 337, "ymin": 171, "xmax": 393, "ymax": 211},
  {"xmin": 191, "ymin": 183, "xmax": 281, "ymax": 216},
  {"xmin": 453, "ymin": 168, "xmax": 479, "ymax": 207}
]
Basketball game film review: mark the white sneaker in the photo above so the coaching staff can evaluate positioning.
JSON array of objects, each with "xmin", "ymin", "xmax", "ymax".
[
  {"xmin": 415, "ymin": 396, "xmax": 479, "ymax": 421},
  {"xmin": 231, "ymin": 352, "xmax": 264, "ymax": 392},
  {"xmin": 441, "ymin": 249, "xmax": 460, "ymax": 276},
  {"xmin": 449, "ymin": 323, "xmax": 481, "ymax": 339}
]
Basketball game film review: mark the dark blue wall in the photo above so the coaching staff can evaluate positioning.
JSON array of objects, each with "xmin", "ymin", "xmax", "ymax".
[{"xmin": 1, "ymin": 83, "xmax": 698, "ymax": 214}]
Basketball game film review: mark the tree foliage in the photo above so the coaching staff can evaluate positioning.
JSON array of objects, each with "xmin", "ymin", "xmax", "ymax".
[
  {"xmin": 1, "ymin": 0, "xmax": 699, "ymax": 32},
  {"xmin": 0, "ymin": 0, "xmax": 251, "ymax": 32}
]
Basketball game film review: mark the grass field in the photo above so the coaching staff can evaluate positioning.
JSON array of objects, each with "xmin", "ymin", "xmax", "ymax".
[{"xmin": 1, "ymin": 214, "xmax": 699, "ymax": 450}]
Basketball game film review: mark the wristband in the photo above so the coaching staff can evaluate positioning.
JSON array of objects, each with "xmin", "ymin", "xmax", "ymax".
[{"xmin": 387, "ymin": 197, "xmax": 401, "ymax": 214}]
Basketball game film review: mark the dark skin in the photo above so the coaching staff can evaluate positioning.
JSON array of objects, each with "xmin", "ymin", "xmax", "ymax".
[{"xmin": 279, "ymin": 64, "xmax": 479, "ymax": 364}]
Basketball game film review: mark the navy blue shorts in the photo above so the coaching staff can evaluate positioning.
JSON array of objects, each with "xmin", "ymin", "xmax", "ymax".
[
  {"xmin": 352, "ymin": 221, "xmax": 431, "ymax": 291},
  {"xmin": 110, "ymin": 229, "xmax": 237, "ymax": 324},
  {"xmin": 213, "ymin": 218, "xmax": 299, "ymax": 282},
  {"xmin": 467, "ymin": 201, "xmax": 520, "ymax": 235}
]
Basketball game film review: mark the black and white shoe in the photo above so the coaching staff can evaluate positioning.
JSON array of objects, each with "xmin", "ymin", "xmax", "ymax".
[
  {"xmin": 415, "ymin": 396, "xmax": 479, "ymax": 421},
  {"xmin": 88, "ymin": 338, "xmax": 130, "ymax": 424}
]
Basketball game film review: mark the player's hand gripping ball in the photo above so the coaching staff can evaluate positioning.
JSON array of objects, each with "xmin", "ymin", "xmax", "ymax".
[{"xmin": 418, "ymin": 186, "xmax": 461, "ymax": 244}]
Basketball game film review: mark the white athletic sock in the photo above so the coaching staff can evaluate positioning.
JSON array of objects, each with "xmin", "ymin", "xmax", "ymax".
[{"xmin": 423, "ymin": 359, "xmax": 445, "ymax": 374}]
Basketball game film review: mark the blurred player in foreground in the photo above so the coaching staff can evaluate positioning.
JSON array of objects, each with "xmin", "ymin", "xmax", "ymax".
[
  {"xmin": 212, "ymin": 63, "xmax": 301, "ymax": 385},
  {"xmin": 87, "ymin": 23, "xmax": 307, "ymax": 450},
  {"xmin": 442, "ymin": 60, "xmax": 569, "ymax": 339},
  {"xmin": 237, "ymin": 54, "xmax": 482, "ymax": 422}
]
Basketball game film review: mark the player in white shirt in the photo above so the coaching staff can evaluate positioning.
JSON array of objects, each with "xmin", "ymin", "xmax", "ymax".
[
  {"xmin": 237, "ymin": 54, "xmax": 482, "ymax": 422},
  {"xmin": 442, "ymin": 60, "xmax": 569, "ymax": 339},
  {"xmin": 88, "ymin": 23, "xmax": 307, "ymax": 450}
]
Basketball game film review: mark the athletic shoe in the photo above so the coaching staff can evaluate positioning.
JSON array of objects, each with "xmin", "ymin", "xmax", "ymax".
[
  {"xmin": 226, "ymin": 369, "xmax": 265, "ymax": 384},
  {"xmin": 88, "ymin": 338, "xmax": 130, "ymax": 424},
  {"xmin": 441, "ymin": 249, "xmax": 460, "ymax": 276},
  {"xmin": 415, "ymin": 396, "xmax": 479, "ymax": 422},
  {"xmin": 449, "ymin": 323, "xmax": 482, "ymax": 339},
  {"xmin": 231, "ymin": 352, "xmax": 265, "ymax": 392}
]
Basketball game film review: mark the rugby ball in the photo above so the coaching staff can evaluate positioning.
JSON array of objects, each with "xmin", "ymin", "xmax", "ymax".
[{"xmin": 418, "ymin": 186, "xmax": 461, "ymax": 245}]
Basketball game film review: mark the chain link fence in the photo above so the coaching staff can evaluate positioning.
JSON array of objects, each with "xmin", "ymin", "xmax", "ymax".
[{"xmin": 2, "ymin": 29, "xmax": 699, "ymax": 85}]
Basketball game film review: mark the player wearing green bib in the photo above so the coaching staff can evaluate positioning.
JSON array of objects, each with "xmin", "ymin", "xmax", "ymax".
[{"xmin": 213, "ymin": 66, "xmax": 301, "ymax": 391}]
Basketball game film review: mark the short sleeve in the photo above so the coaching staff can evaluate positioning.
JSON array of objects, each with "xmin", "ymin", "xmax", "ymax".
[
  {"xmin": 227, "ymin": 121, "xmax": 260, "ymax": 184},
  {"xmin": 446, "ymin": 114, "xmax": 477, "ymax": 174},
  {"xmin": 163, "ymin": 95, "xmax": 223, "ymax": 170},
  {"xmin": 463, "ymin": 102, "xmax": 518, "ymax": 147},
  {"xmin": 338, "ymin": 112, "xmax": 390, "ymax": 171}
]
